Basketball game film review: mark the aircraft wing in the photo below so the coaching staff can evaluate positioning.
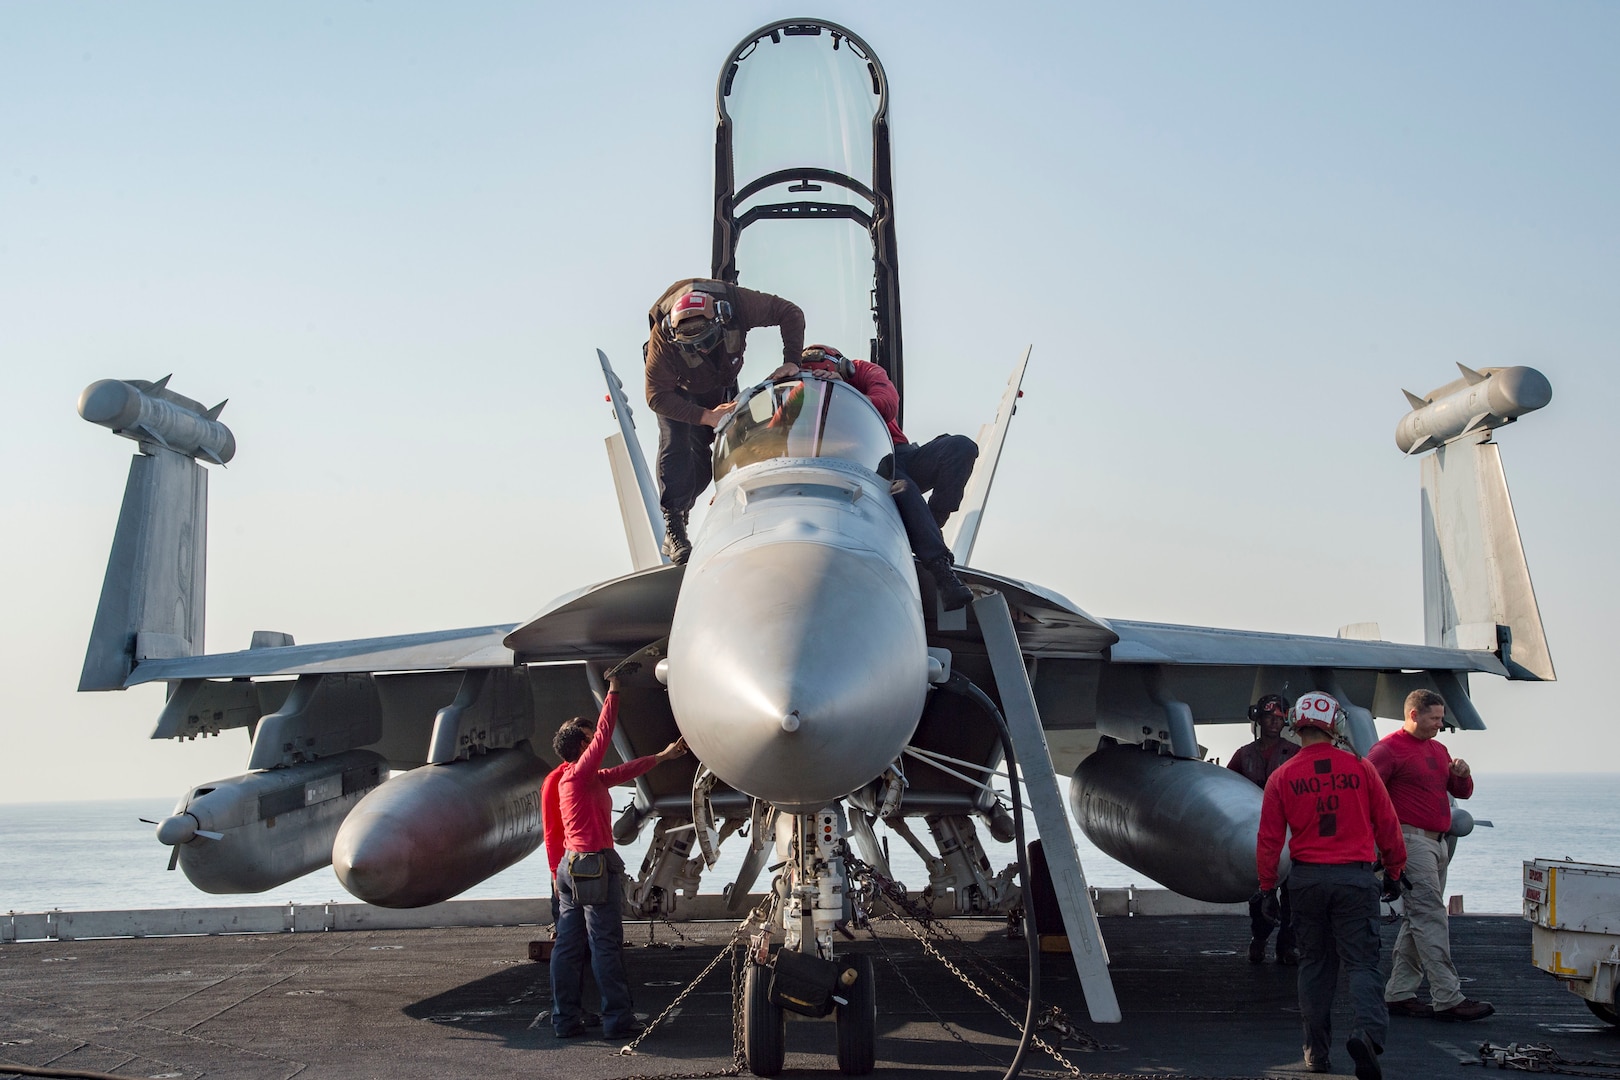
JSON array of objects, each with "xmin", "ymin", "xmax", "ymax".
[
  {"xmin": 504, "ymin": 562, "xmax": 684, "ymax": 661},
  {"xmin": 952, "ymin": 566, "xmax": 1118, "ymax": 657},
  {"xmin": 124, "ymin": 562, "xmax": 686, "ymax": 687},
  {"xmin": 1106, "ymin": 619, "xmax": 1508, "ymax": 675},
  {"xmin": 125, "ymin": 624, "xmax": 518, "ymax": 686}
]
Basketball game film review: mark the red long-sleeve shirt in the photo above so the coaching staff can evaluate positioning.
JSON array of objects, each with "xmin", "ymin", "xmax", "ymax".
[
  {"xmin": 556, "ymin": 691, "xmax": 659, "ymax": 855},
  {"xmin": 541, "ymin": 766, "xmax": 565, "ymax": 877},
  {"xmin": 843, "ymin": 359, "xmax": 906, "ymax": 444},
  {"xmin": 1256, "ymin": 742, "xmax": 1406, "ymax": 891},
  {"xmin": 1227, "ymin": 737, "xmax": 1299, "ymax": 789},
  {"xmin": 800, "ymin": 356, "xmax": 907, "ymax": 444},
  {"xmin": 1365, "ymin": 728, "xmax": 1473, "ymax": 833}
]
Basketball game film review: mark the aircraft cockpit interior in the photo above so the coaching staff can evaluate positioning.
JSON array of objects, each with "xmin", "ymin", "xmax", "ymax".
[{"xmin": 712, "ymin": 377, "xmax": 894, "ymax": 481}]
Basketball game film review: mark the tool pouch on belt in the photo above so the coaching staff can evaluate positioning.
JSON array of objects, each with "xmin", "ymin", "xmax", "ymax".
[
  {"xmin": 768, "ymin": 950, "xmax": 844, "ymax": 1017},
  {"xmin": 568, "ymin": 850, "xmax": 623, "ymax": 906}
]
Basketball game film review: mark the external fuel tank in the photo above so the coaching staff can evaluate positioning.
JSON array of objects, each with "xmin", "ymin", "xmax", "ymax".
[
  {"xmin": 1070, "ymin": 741, "xmax": 1286, "ymax": 903},
  {"xmin": 332, "ymin": 741, "xmax": 549, "ymax": 908}
]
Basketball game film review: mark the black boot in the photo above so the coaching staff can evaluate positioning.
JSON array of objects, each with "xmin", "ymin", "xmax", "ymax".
[
  {"xmin": 924, "ymin": 556, "xmax": 973, "ymax": 611},
  {"xmin": 661, "ymin": 509, "xmax": 692, "ymax": 565}
]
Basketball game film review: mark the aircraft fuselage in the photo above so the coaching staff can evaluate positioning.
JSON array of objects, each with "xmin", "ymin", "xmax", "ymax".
[{"xmin": 666, "ymin": 380, "xmax": 929, "ymax": 813}]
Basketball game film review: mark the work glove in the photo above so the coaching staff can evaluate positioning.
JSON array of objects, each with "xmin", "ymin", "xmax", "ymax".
[
  {"xmin": 1258, "ymin": 889, "xmax": 1281, "ymax": 924},
  {"xmin": 604, "ymin": 659, "xmax": 642, "ymax": 682},
  {"xmin": 1380, "ymin": 872, "xmax": 1408, "ymax": 904}
]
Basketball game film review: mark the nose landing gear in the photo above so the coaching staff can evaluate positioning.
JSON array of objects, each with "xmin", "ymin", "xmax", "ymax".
[{"xmin": 742, "ymin": 805, "xmax": 877, "ymax": 1077}]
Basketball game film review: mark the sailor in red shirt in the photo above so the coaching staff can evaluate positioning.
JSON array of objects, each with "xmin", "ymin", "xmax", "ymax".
[
  {"xmin": 1257, "ymin": 692, "xmax": 1406, "ymax": 1080},
  {"xmin": 1230, "ymin": 693, "xmax": 1301, "ymax": 964},
  {"xmin": 541, "ymin": 766, "xmax": 565, "ymax": 924},
  {"xmin": 770, "ymin": 345, "xmax": 978, "ymax": 609},
  {"xmin": 548, "ymin": 663, "xmax": 688, "ymax": 1041},
  {"xmin": 1365, "ymin": 688, "xmax": 1493, "ymax": 1022}
]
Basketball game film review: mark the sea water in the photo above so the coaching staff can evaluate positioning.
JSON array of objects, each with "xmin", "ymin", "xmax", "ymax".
[{"xmin": 1, "ymin": 774, "xmax": 1613, "ymax": 916}]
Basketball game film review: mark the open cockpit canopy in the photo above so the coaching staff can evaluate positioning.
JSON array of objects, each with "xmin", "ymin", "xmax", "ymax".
[
  {"xmin": 714, "ymin": 377, "xmax": 894, "ymax": 482},
  {"xmin": 713, "ymin": 19, "xmax": 905, "ymax": 420}
]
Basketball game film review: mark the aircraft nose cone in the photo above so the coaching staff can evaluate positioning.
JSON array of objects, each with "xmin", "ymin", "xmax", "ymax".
[{"xmin": 669, "ymin": 540, "xmax": 929, "ymax": 811}]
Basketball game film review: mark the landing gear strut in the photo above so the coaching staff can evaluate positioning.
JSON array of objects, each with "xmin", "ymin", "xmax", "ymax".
[{"xmin": 744, "ymin": 804, "xmax": 878, "ymax": 1077}]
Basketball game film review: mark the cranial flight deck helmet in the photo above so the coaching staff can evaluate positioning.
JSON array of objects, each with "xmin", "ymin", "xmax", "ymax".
[
  {"xmin": 1248, "ymin": 694, "xmax": 1288, "ymax": 724},
  {"xmin": 799, "ymin": 344, "xmax": 856, "ymax": 381},
  {"xmin": 1247, "ymin": 693, "xmax": 1290, "ymax": 740},
  {"xmin": 1288, "ymin": 691, "xmax": 1349, "ymax": 740},
  {"xmin": 665, "ymin": 288, "xmax": 731, "ymax": 355}
]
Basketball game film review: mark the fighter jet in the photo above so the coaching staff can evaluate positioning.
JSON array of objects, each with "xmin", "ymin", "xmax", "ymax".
[{"xmin": 75, "ymin": 17, "xmax": 1553, "ymax": 1067}]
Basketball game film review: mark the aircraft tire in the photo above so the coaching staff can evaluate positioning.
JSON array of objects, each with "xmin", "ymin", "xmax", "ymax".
[
  {"xmin": 744, "ymin": 962, "xmax": 785, "ymax": 1076},
  {"xmin": 1584, "ymin": 995, "xmax": 1619, "ymax": 1026},
  {"xmin": 835, "ymin": 953, "xmax": 876, "ymax": 1075}
]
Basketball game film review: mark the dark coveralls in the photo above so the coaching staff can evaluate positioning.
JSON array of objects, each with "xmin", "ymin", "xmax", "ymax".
[
  {"xmin": 1229, "ymin": 736, "xmax": 1300, "ymax": 957},
  {"xmin": 553, "ymin": 849, "xmax": 628, "ymax": 1032},
  {"xmin": 1257, "ymin": 742, "xmax": 1407, "ymax": 1068},
  {"xmin": 892, "ymin": 436, "xmax": 980, "ymax": 559},
  {"xmin": 644, "ymin": 282, "xmax": 805, "ymax": 515}
]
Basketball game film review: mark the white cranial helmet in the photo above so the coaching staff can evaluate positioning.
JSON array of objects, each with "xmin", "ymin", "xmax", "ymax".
[{"xmin": 1288, "ymin": 691, "xmax": 1347, "ymax": 738}]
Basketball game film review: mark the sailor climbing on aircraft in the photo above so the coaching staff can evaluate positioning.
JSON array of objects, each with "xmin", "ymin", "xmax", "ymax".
[
  {"xmin": 644, "ymin": 278, "xmax": 805, "ymax": 564},
  {"xmin": 770, "ymin": 344, "xmax": 977, "ymax": 610}
]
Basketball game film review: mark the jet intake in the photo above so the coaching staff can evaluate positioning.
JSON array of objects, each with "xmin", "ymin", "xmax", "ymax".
[
  {"xmin": 1070, "ymin": 740, "xmax": 1285, "ymax": 903},
  {"xmin": 332, "ymin": 741, "xmax": 548, "ymax": 908}
]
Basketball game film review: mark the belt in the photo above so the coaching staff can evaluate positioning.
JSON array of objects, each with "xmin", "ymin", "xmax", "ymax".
[
  {"xmin": 1402, "ymin": 825, "xmax": 1446, "ymax": 841},
  {"xmin": 1292, "ymin": 860, "xmax": 1374, "ymax": 870}
]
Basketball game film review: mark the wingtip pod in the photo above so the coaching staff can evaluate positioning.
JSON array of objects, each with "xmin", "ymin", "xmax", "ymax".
[
  {"xmin": 1394, "ymin": 365, "xmax": 1551, "ymax": 454},
  {"xmin": 78, "ymin": 377, "xmax": 237, "ymax": 465}
]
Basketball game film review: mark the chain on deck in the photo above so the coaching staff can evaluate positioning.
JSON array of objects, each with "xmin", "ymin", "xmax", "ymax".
[
  {"xmin": 612, "ymin": 897, "xmax": 773, "ymax": 1080},
  {"xmin": 608, "ymin": 857, "xmax": 1412, "ymax": 1080},
  {"xmin": 1468, "ymin": 1042, "xmax": 1620, "ymax": 1077}
]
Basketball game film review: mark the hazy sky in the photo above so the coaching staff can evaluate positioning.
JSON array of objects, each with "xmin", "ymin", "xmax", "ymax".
[{"xmin": 3, "ymin": 2, "xmax": 1615, "ymax": 805}]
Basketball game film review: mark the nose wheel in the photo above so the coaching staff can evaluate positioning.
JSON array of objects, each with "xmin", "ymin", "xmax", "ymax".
[
  {"xmin": 834, "ymin": 953, "xmax": 876, "ymax": 1075},
  {"xmin": 744, "ymin": 961, "xmax": 786, "ymax": 1077},
  {"xmin": 743, "ymin": 953, "xmax": 878, "ymax": 1076}
]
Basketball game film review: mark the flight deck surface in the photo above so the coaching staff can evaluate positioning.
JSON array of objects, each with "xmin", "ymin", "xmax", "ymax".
[{"xmin": 3, "ymin": 915, "xmax": 1614, "ymax": 1080}]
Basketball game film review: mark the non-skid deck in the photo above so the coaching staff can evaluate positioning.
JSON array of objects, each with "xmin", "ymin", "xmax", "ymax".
[{"xmin": 1, "ymin": 915, "xmax": 1613, "ymax": 1079}]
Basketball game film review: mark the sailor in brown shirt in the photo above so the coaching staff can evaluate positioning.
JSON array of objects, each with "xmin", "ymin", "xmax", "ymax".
[{"xmin": 643, "ymin": 278, "xmax": 804, "ymax": 563}]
